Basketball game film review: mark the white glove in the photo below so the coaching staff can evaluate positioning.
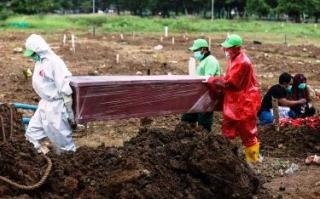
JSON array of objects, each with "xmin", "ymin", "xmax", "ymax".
[
  {"xmin": 63, "ymin": 95, "xmax": 76, "ymax": 128},
  {"xmin": 37, "ymin": 139, "xmax": 51, "ymax": 154},
  {"xmin": 38, "ymin": 145, "xmax": 50, "ymax": 154},
  {"xmin": 202, "ymin": 76, "xmax": 210, "ymax": 83}
]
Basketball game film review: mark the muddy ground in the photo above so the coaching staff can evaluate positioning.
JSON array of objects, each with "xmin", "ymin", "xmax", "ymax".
[
  {"xmin": 0, "ymin": 32, "xmax": 320, "ymax": 198},
  {"xmin": 1, "ymin": 104, "xmax": 263, "ymax": 198}
]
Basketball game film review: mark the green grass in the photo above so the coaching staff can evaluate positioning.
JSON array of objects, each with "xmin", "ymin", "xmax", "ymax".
[{"xmin": 1, "ymin": 14, "xmax": 320, "ymax": 38}]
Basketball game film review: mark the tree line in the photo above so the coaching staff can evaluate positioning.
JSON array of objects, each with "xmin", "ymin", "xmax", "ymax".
[{"xmin": 1, "ymin": 0, "xmax": 320, "ymax": 22}]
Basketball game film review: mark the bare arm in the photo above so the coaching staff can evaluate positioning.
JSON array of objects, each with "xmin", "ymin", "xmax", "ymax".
[{"xmin": 278, "ymin": 98, "xmax": 306, "ymax": 107}]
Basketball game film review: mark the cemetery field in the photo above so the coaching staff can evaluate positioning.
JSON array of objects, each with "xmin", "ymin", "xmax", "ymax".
[{"xmin": 0, "ymin": 18, "xmax": 320, "ymax": 197}]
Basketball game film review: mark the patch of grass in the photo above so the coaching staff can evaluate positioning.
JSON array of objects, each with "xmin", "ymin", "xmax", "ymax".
[
  {"xmin": 4, "ymin": 15, "xmax": 75, "ymax": 30},
  {"xmin": 1, "ymin": 14, "xmax": 320, "ymax": 39}
]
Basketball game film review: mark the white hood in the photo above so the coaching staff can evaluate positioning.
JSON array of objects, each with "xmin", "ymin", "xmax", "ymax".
[{"xmin": 25, "ymin": 34, "xmax": 50, "ymax": 53}]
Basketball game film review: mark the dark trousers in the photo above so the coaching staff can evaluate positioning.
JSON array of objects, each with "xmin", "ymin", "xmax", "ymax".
[{"xmin": 181, "ymin": 112, "xmax": 213, "ymax": 132}]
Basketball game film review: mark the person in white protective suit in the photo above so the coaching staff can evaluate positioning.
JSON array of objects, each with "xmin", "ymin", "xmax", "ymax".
[{"xmin": 23, "ymin": 34, "xmax": 76, "ymax": 153}]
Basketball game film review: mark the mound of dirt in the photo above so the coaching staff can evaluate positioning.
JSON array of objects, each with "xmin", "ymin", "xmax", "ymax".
[
  {"xmin": 0, "ymin": 103, "xmax": 24, "ymax": 142},
  {"xmin": 0, "ymin": 122, "xmax": 262, "ymax": 198},
  {"xmin": 259, "ymin": 125, "xmax": 320, "ymax": 157}
]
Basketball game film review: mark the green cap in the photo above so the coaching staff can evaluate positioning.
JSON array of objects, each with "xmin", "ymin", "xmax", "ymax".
[
  {"xmin": 189, "ymin": 39, "xmax": 209, "ymax": 51},
  {"xmin": 221, "ymin": 34, "xmax": 243, "ymax": 48},
  {"xmin": 23, "ymin": 49, "xmax": 34, "ymax": 57}
]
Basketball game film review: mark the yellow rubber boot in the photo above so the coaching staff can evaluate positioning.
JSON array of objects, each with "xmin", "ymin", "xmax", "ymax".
[{"xmin": 244, "ymin": 142, "xmax": 260, "ymax": 163}]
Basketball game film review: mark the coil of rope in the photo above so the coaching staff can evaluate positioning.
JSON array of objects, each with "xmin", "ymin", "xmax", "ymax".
[
  {"xmin": 0, "ymin": 104, "xmax": 14, "ymax": 142},
  {"xmin": 0, "ymin": 154, "xmax": 52, "ymax": 190},
  {"xmin": 0, "ymin": 103, "xmax": 52, "ymax": 190}
]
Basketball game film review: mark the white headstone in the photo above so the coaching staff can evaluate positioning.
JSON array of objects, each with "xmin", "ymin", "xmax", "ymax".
[
  {"xmin": 71, "ymin": 34, "xmax": 75, "ymax": 53},
  {"xmin": 63, "ymin": 34, "xmax": 67, "ymax": 46},
  {"xmin": 188, "ymin": 57, "xmax": 196, "ymax": 76},
  {"xmin": 116, "ymin": 54, "xmax": 120, "ymax": 64},
  {"xmin": 164, "ymin": 26, "xmax": 168, "ymax": 37}
]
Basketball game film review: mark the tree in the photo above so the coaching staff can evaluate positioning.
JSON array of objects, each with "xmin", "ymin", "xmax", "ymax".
[
  {"xmin": 277, "ymin": 0, "xmax": 305, "ymax": 22},
  {"xmin": 80, "ymin": 0, "xmax": 92, "ymax": 12},
  {"xmin": 8, "ymin": 0, "xmax": 61, "ymax": 14},
  {"xmin": 0, "ymin": 1, "xmax": 9, "ymax": 20},
  {"xmin": 223, "ymin": 0, "xmax": 247, "ymax": 18},
  {"xmin": 265, "ymin": 0, "xmax": 278, "ymax": 8},
  {"xmin": 115, "ymin": 0, "xmax": 150, "ymax": 15},
  {"xmin": 305, "ymin": 0, "xmax": 320, "ymax": 22},
  {"xmin": 246, "ymin": 0, "xmax": 270, "ymax": 18}
]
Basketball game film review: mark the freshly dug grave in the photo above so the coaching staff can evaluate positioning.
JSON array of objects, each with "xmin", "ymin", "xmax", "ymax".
[
  {"xmin": 0, "ymin": 121, "xmax": 262, "ymax": 198},
  {"xmin": 259, "ymin": 125, "xmax": 320, "ymax": 158}
]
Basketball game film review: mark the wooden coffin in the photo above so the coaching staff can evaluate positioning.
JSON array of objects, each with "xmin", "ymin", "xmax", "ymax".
[{"xmin": 70, "ymin": 75, "xmax": 215, "ymax": 124}]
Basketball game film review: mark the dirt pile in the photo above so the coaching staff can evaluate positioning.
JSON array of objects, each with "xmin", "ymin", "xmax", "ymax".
[
  {"xmin": 1, "ymin": 122, "xmax": 261, "ymax": 198},
  {"xmin": 259, "ymin": 125, "xmax": 320, "ymax": 157},
  {"xmin": 0, "ymin": 103, "xmax": 24, "ymax": 142}
]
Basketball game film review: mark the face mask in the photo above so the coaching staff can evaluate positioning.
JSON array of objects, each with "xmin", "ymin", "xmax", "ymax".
[
  {"xmin": 287, "ymin": 85, "xmax": 292, "ymax": 93},
  {"xmin": 31, "ymin": 53, "xmax": 41, "ymax": 62},
  {"xmin": 224, "ymin": 51, "xmax": 230, "ymax": 59},
  {"xmin": 298, "ymin": 83, "xmax": 306, "ymax": 90},
  {"xmin": 193, "ymin": 51, "xmax": 204, "ymax": 61}
]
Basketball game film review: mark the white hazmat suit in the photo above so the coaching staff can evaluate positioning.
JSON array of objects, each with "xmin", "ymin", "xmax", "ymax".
[{"xmin": 25, "ymin": 34, "xmax": 76, "ymax": 152}]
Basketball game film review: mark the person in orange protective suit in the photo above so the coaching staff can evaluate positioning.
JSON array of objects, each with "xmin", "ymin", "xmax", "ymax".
[{"xmin": 207, "ymin": 34, "xmax": 261, "ymax": 163}]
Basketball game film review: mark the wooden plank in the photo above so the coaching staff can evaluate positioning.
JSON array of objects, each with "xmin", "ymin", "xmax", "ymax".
[{"xmin": 272, "ymin": 97, "xmax": 280, "ymax": 132}]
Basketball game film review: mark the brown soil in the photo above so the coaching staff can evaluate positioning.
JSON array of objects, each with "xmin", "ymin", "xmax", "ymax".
[
  {"xmin": 0, "ymin": 108, "xmax": 263, "ymax": 198},
  {"xmin": 0, "ymin": 103, "xmax": 24, "ymax": 142},
  {"xmin": 263, "ymin": 166, "xmax": 320, "ymax": 199},
  {"xmin": 259, "ymin": 125, "xmax": 320, "ymax": 158},
  {"xmin": 249, "ymin": 124, "xmax": 320, "ymax": 199}
]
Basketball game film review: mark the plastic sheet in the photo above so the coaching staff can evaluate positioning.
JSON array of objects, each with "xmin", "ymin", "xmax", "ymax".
[
  {"xmin": 70, "ymin": 75, "xmax": 220, "ymax": 124},
  {"xmin": 280, "ymin": 116, "xmax": 320, "ymax": 128}
]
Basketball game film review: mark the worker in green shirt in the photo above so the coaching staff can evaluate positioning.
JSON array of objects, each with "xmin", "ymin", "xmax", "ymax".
[{"xmin": 181, "ymin": 38, "xmax": 221, "ymax": 132}]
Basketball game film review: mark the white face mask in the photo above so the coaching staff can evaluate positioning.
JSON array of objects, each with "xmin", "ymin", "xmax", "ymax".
[{"xmin": 224, "ymin": 51, "xmax": 230, "ymax": 59}]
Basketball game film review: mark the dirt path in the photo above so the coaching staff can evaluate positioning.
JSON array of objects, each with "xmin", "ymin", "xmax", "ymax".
[{"xmin": 264, "ymin": 166, "xmax": 320, "ymax": 199}]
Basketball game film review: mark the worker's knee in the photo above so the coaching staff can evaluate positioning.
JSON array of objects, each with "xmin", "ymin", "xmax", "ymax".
[
  {"xmin": 222, "ymin": 119, "xmax": 238, "ymax": 139},
  {"xmin": 25, "ymin": 124, "xmax": 46, "ymax": 141}
]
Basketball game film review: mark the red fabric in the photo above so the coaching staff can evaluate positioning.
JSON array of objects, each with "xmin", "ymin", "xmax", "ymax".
[
  {"xmin": 280, "ymin": 116, "xmax": 320, "ymax": 129},
  {"xmin": 223, "ymin": 51, "xmax": 261, "ymax": 121},
  {"xmin": 222, "ymin": 117, "xmax": 258, "ymax": 147},
  {"xmin": 208, "ymin": 50, "xmax": 261, "ymax": 147},
  {"xmin": 207, "ymin": 77, "xmax": 224, "ymax": 111}
]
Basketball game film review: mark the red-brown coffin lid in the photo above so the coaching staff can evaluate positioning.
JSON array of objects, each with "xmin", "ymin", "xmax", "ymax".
[{"xmin": 70, "ymin": 75, "xmax": 207, "ymax": 87}]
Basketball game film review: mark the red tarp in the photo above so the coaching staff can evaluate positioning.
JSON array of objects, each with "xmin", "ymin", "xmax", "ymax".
[
  {"xmin": 70, "ymin": 75, "xmax": 218, "ymax": 124},
  {"xmin": 280, "ymin": 116, "xmax": 320, "ymax": 129}
]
